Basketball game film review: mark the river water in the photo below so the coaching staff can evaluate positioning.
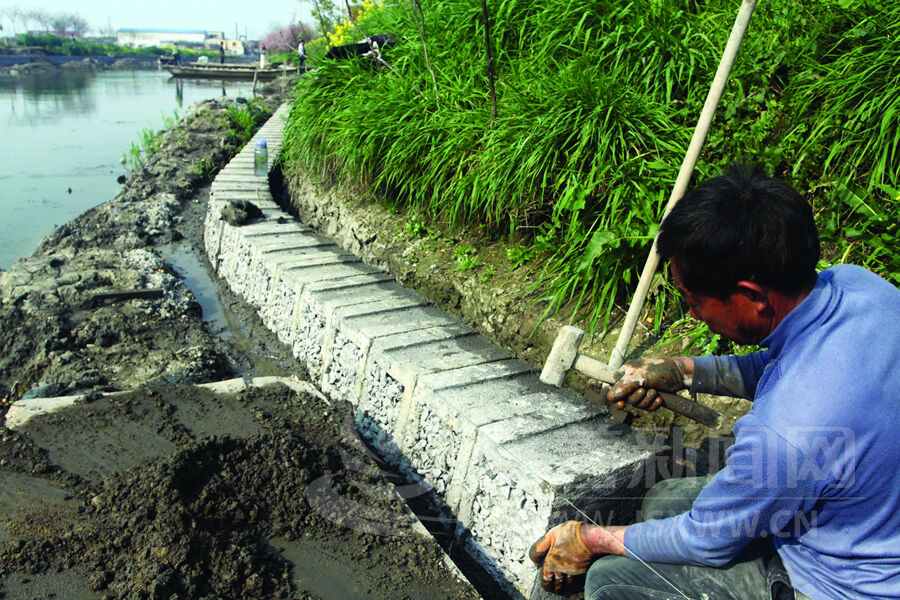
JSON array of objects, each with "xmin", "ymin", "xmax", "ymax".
[{"xmin": 0, "ymin": 68, "xmax": 254, "ymax": 270}]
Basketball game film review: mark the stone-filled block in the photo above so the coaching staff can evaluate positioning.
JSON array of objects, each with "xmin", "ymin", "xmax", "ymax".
[
  {"xmin": 355, "ymin": 361, "xmax": 406, "ymax": 462},
  {"xmin": 321, "ymin": 330, "xmax": 365, "ymax": 404},
  {"xmin": 292, "ymin": 302, "xmax": 327, "ymax": 379}
]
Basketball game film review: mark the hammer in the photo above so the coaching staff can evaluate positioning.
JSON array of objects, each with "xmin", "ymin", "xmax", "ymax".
[{"xmin": 540, "ymin": 326, "xmax": 722, "ymax": 428}]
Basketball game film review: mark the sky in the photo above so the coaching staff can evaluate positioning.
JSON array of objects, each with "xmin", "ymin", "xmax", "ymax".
[{"xmin": 0, "ymin": 0, "xmax": 316, "ymax": 41}]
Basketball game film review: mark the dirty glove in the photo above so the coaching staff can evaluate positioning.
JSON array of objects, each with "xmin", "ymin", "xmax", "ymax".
[
  {"xmin": 529, "ymin": 521, "xmax": 595, "ymax": 593},
  {"xmin": 607, "ymin": 358, "xmax": 692, "ymax": 411}
]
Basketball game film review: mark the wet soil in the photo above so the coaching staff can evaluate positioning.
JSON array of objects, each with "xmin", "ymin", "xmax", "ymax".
[{"xmin": 0, "ymin": 384, "xmax": 476, "ymax": 600}]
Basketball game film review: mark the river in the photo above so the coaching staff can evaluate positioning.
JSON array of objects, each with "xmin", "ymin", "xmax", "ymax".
[{"xmin": 0, "ymin": 68, "xmax": 255, "ymax": 270}]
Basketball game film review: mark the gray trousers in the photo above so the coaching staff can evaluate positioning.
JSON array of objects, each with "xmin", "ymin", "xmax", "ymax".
[{"xmin": 584, "ymin": 477, "xmax": 811, "ymax": 600}]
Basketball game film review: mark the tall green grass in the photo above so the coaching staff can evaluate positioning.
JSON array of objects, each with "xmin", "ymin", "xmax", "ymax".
[{"xmin": 282, "ymin": 0, "xmax": 900, "ymax": 336}]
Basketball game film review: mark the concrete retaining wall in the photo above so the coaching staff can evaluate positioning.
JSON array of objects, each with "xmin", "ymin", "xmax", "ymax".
[{"xmin": 204, "ymin": 105, "xmax": 655, "ymax": 598}]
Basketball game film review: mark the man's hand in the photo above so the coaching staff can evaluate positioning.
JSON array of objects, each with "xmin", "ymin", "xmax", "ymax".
[
  {"xmin": 529, "ymin": 521, "xmax": 595, "ymax": 593},
  {"xmin": 607, "ymin": 357, "xmax": 694, "ymax": 411},
  {"xmin": 530, "ymin": 522, "xmax": 630, "ymax": 593}
]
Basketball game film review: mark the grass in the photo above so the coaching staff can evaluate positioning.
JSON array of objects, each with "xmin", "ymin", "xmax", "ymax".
[
  {"xmin": 122, "ymin": 111, "xmax": 180, "ymax": 171},
  {"xmin": 282, "ymin": 0, "xmax": 900, "ymax": 346},
  {"xmin": 226, "ymin": 101, "xmax": 269, "ymax": 146}
]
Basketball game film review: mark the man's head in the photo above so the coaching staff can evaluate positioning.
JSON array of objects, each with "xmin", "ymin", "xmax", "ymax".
[{"xmin": 657, "ymin": 165, "xmax": 820, "ymax": 344}]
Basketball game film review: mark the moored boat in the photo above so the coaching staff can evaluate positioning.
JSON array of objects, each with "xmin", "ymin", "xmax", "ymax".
[{"xmin": 167, "ymin": 62, "xmax": 302, "ymax": 81}]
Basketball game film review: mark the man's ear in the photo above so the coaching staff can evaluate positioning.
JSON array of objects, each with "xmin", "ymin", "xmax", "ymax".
[{"xmin": 734, "ymin": 280, "xmax": 772, "ymax": 315}]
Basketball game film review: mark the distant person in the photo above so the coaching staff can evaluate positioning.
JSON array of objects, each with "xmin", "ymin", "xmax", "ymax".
[
  {"xmin": 219, "ymin": 41, "xmax": 226, "ymax": 64},
  {"xmin": 173, "ymin": 44, "xmax": 181, "ymax": 66},
  {"xmin": 298, "ymin": 39, "xmax": 306, "ymax": 69},
  {"xmin": 259, "ymin": 44, "xmax": 267, "ymax": 69}
]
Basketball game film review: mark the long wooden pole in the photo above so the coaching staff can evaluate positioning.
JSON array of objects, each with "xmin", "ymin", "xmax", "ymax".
[
  {"xmin": 480, "ymin": 0, "xmax": 497, "ymax": 121},
  {"xmin": 608, "ymin": 0, "xmax": 758, "ymax": 370}
]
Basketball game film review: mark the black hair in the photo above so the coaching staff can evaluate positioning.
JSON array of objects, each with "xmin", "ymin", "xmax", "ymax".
[{"xmin": 657, "ymin": 165, "xmax": 819, "ymax": 298}]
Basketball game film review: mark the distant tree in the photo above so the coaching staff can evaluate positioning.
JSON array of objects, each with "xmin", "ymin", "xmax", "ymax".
[
  {"xmin": 49, "ymin": 12, "xmax": 90, "ymax": 36},
  {"xmin": 261, "ymin": 22, "xmax": 316, "ymax": 51},
  {"xmin": 307, "ymin": 0, "xmax": 340, "ymax": 36},
  {"xmin": 24, "ymin": 8, "xmax": 52, "ymax": 30}
]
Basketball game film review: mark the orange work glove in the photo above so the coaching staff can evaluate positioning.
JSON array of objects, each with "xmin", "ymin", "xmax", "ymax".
[{"xmin": 528, "ymin": 521, "xmax": 595, "ymax": 593}]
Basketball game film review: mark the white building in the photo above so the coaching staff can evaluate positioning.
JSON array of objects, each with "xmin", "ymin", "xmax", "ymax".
[{"xmin": 116, "ymin": 28, "xmax": 225, "ymax": 49}]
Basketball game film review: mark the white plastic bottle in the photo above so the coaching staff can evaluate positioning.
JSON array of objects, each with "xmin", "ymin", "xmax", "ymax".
[{"xmin": 254, "ymin": 138, "xmax": 268, "ymax": 177}]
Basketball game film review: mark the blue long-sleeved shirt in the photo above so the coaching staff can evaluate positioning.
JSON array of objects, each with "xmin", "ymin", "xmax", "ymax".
[{"xmin": 626, "ymin": 265, "xmax": 900, "ymax": 599}]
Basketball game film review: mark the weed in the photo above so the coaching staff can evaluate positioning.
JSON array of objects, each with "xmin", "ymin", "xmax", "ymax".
[
  {"xmin": 479, "ymin": 265, "xmax": 496, "ymax": 283},
  {"xmin": 404, "ymin": 215, "xmax": 431, "ymax": 239},
  {"xmin": 506, "ymin": 245, "xmax": 534, "ymax": 269},
  {"xmin": 453, "ymin": 245, "xmax": 478, "ymax": 270},
  {"xmin": 190, "ymin": 157, "xmax": 219, "ymax": 179},
  {"xmin": 455, "ymin": 255, "xmax": 479, "ymax": 271},
  {"xmin": 227, "ymin": 101, "xmax": 268, "ymax": 147}
]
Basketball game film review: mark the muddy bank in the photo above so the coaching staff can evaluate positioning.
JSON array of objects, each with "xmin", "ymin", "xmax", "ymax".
[
  {"xmin": 0, "ymin": 94, "xmax": 281, "ymax": 408},
  {"xmin": 0, "ymin": 55, "xmax": 162, "ymax": 76},
  {"xmin": 1, "ymin": 383, "xmax": 477, "ymax": 599}
]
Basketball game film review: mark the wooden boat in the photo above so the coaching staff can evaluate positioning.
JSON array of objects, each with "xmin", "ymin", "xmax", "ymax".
[{"xmin": 167, "ymin": 62, "xmax": 301, "ymax": 81}]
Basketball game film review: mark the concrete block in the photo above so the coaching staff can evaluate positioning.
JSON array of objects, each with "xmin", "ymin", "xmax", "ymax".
[
  {"xmin": 355, "ymin": 361, "xmax": 408, "ymax": 461},
  {"xmin": 251, "ymin": 248, "xmax": 357, "ymax": 310},
  {"xmin": 399, "ymin": 384, "xmax": 475, "ymax": 503},
  {"xmin": 500, "ymin": 418, "xmax": 651, "ymax": 508},
  {"xmin": 318, "ymin": 295, "xmax": 434, "ymax": 404},
  {"xmin": 415, "ymin": 358, "xmax": 535, "ymax": 394},
  {"xmin": 339, "ymin": 305, "xmax": 460, "ymax": 351},
  {"xmin": 458, "ymin": 435, "xmax": 553, "ymax": 596},
  {"xmin": 310, "ymin": 280, "xmax": 428, "ymax": 317},
  {"xmin": 210, "ymin": 181, "xmax": 271, "ymax": 193},
  {"xmin": 373, "ymin": 331, "xmax": 510, "ymax": 392},
  {"xmin": 287, "ymin": 274, "xmax": 395, "ymax": 378}
]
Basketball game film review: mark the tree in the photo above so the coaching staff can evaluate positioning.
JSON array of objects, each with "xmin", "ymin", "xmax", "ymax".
[
  {"xmin": 261, "ymin": 23, "xmax": 316, "ymax": 51},
  {"xmin": 49, "ymin": 12, "xmax": 89, "ymax": 36},
  {"xmin": 308, "ymin": 0, "xmax": 340, "ymax": 36}
]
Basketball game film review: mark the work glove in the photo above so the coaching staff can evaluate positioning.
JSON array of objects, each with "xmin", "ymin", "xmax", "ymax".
[
  {"xmin": 529, "ymin": 521, "xmax": 595, "ymax": 593},
  {"xmin": 607, "ymin": 358, "xmax": 690, "ymax": 411}
]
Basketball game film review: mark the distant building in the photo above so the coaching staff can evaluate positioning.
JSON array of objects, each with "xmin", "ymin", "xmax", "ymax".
[
  {"xmin": 116, "ymin": 28, "xmax": 225, "ymax": 49},
  {"xmin": 223, "ymin": 39, "xmax": 246, "ymax": 56}
]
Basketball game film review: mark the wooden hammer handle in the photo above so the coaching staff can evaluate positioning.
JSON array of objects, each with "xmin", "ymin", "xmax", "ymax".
[{"xmin": 573, "ymin": 354, "xmax": 722, "ymax": 428}]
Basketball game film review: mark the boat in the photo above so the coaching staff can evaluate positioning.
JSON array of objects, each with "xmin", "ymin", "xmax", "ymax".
[{"xmin": 167, "ymin": 62, "xmax": 302, "ymax": 81}]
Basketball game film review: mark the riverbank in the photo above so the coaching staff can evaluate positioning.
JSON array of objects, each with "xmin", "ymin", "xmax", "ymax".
[
  {"xmin": 0, "ymin": 54, "xmax": 163, "ymax": 75},
  {"xmin": 0, "ymin": 90, "xmax": 480, "ymax": 599}
]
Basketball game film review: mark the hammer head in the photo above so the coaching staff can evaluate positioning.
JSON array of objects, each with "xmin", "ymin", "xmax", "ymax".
[{"xmin": 539, "ymin": 325, "xmax": 585, "ymax": 387}]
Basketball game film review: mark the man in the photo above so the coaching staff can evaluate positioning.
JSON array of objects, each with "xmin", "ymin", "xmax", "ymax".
[
  {"xmin": 219, "ymin": 41, "xmax": 226, "ymax": 64},
  {"xmin": 530, "ymin": 166, "xmax": 900, "ymax": 599},
  {"xmin": 298, "ymin": 38, "xmax": 306, "ymax": 70}
]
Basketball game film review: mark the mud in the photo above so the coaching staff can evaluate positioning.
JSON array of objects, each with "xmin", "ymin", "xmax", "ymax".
[{"xmin": 0, "ymin": 384, "xmax": 477, "ymax": 599}]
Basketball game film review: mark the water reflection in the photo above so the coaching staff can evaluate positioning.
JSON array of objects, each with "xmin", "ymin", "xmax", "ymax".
[
  {"xmin": 0, "ymin": 69, "xmax": 256, "ymax": 269},
  {"xmin": 2, "ymin": 71, "xmax": 95, "ymax": 124}
]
